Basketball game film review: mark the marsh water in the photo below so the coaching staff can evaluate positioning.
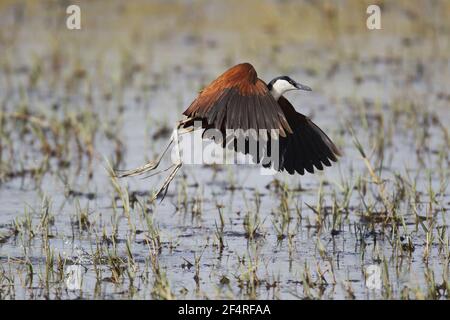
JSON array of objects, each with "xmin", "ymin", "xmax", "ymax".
[{"xmin": 0, "ymin": 0, "xmax": 449, "ymax": 299}]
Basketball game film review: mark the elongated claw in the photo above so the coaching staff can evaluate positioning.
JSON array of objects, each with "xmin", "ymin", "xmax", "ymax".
[
  {"xmin": 114, "ymin": 138, "xmax": 173, "ymax": 178},
  {"xmin": 115, "ymin": 118, "xmax": 196, "ymax": 203},
  {"xmin": 150, "ymin": 162, "xmax": 183, "ymax": 202},
  {"xmin": 115, "ymin": 159, "xmax": 160, "ymax": 178}
]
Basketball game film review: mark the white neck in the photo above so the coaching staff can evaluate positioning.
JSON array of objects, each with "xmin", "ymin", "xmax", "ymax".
[{"xmin": 269, "ymin": 79, "xmax": 296, "ymax": 101}]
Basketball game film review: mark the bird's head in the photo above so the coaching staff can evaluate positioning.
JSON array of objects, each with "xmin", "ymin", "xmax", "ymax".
[{"xmin": 267, "ymin": 76, "xmax": 311, "ymax": 101}]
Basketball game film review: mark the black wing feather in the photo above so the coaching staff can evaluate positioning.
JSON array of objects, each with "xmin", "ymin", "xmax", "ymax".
[{"xmin": 276, "ymin": 96, "xmax": 341, "ymax": 175}]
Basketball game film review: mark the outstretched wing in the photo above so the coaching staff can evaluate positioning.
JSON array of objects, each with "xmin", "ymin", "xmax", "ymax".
[
  {"xmin": 274, "ymin": 96, "xmax": 342, "ymax": 175},
  {"xmin": 183, "ymin": 63, "xmax": 292, "ymax": 137}
]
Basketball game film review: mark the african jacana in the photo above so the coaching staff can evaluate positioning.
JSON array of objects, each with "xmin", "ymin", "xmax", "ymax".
[{"xmin": 117, "ymin": 63, "xmax": 341, "ymax": 199}]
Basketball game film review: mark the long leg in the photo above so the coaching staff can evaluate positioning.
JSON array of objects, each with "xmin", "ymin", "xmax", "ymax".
[
  {"xmin": 150, "ymin": 120, "xmax": 194, "ymax": 201},
  {"xmin": 115, "ymin": 118, "xmax": 193, "ymax": 178},
  {"xmin": 115, "ymin": 118, "xmax": 195, "ymax": 202}
]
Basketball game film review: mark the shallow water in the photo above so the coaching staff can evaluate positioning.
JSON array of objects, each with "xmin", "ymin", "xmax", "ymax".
[{"xmin": 0, "ymin": 0, "xmax": 449, "ymax": 299}]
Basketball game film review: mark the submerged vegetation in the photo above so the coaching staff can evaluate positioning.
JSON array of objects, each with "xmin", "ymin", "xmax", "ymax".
[{"xmin": 0, "ymin": 0, "xmax": 449, "ymax": 299}]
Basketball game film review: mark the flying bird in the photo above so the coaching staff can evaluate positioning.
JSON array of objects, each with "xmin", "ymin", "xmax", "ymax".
[{"xmin": 117, "ymin": 63, "xmax": 341, "ymax": 199}]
